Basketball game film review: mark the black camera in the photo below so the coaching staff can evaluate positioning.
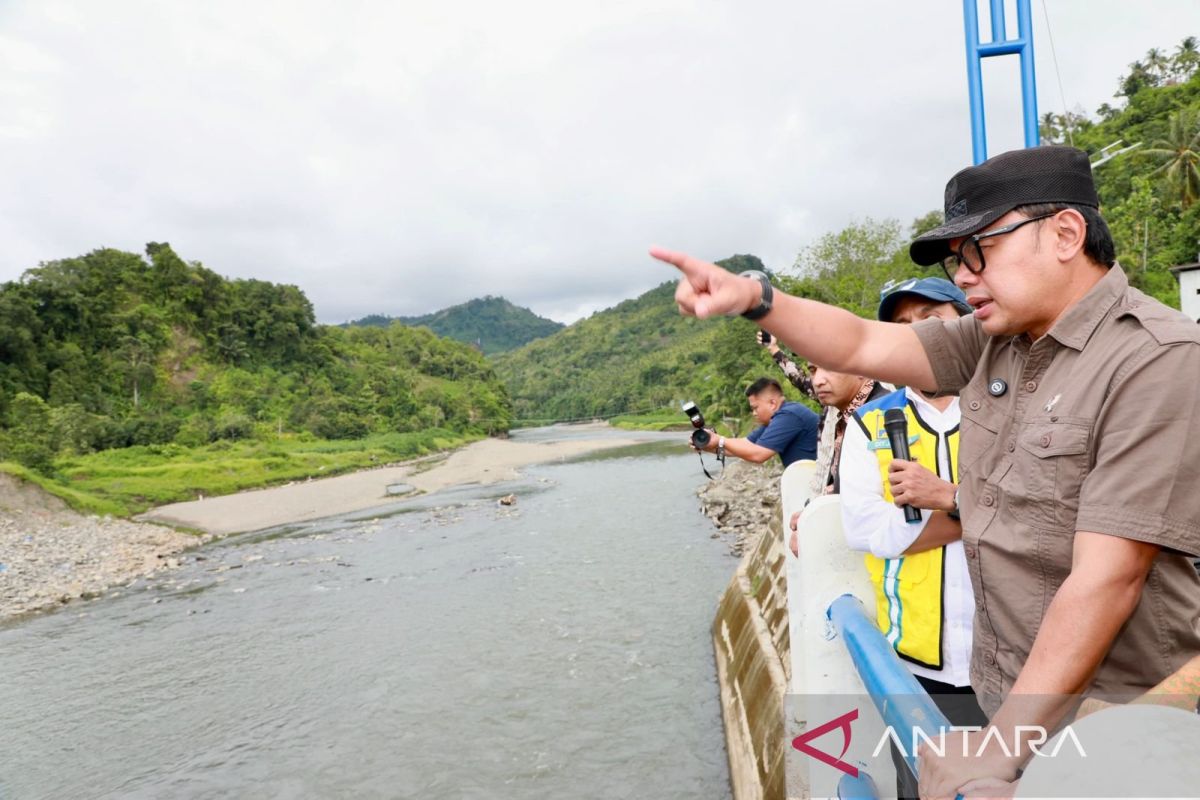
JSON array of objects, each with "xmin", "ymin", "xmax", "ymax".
[{"xmin": 681, "ymin": 401, "xmax": 711, "ymax": 448}]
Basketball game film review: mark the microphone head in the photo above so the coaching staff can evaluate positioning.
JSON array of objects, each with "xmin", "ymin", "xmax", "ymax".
[{"xmin": 883, "ymin": 407, "xmax": 908, "ymax": 431}]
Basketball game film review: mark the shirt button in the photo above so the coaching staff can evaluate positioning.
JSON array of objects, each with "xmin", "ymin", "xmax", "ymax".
[
  {"xmin": 982, "ymin": 494, "xmax": 995, "ymax": 507},
  {"xmin": 1006, "ymin": 439, "xmax": 1016, "ymax": 452},
  {"xmin": 1040, "ymin": 433, "xmax": 1052, "ymax": 447},
  {"xmin": 965, "ymin": 546, "xmax": 976, "ymax": 559},
  {"xmin": 1024, "ymin": 380, "xmax": 1038, "ymax": 392},
  {"xmin": 986, "ymin": 652, "xmax": 996, "ymax": 664},
  {"xmin": 969, "ymin": 400, "xmax": 981, "ymax": 411}
]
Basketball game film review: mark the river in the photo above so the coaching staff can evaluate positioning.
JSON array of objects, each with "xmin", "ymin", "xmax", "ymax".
[{"xmin": 0, "ymin": 429, "xmax": 735, "ymax": 799}]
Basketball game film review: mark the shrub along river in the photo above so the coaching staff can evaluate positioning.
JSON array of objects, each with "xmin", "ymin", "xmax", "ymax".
[{"xmin": 0, "ymin": 429, "xmax": 734, "ymax": 798}]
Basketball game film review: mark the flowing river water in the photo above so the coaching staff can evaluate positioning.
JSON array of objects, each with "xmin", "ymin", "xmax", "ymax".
[{"xmin": 0, "ymin": 428, "xmax": 735, "ymax": 799}]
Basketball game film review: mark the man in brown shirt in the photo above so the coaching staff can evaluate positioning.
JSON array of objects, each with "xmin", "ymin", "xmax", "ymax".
[{"xmin": 652, "ymin": 146, "xmax": 1200, "ymax": 797}]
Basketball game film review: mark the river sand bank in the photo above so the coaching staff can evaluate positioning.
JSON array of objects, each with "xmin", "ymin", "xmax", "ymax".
[
  {"xmin": 138, "ymin": 428, "xmax": 645, "ymax": 535},
  {"xmin": 0, "ymin": 426, "xmax": 645, "ymax": 620}
]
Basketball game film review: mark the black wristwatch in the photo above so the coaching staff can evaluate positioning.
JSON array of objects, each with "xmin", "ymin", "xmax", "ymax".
[{"xmin": 739, "ymin": 270, "xmax": 774, "ymax": 321}]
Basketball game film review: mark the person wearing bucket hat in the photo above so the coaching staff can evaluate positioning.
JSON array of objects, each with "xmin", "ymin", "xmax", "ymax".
[{"xmin": 652, "ymin": 145, "xmax": 1200, "ymax": 796}]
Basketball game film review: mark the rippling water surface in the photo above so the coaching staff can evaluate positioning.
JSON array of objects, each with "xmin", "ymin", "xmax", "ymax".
[{"xmin": 0, "ymin": 429, "xmax": 734, "ymax": 799}]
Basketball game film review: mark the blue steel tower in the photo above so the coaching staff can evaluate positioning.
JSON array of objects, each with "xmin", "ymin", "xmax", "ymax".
[{"xmin": 962, "ymin": 0, "xmax": 1039, "ymax": 164}]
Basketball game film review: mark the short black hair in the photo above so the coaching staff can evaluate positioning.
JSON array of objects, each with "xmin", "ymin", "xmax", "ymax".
[
  {"xmin": 745, "ymin": 377, "xmax": 783, "ymax": 397},
  {"xmin": 1014, "ymin": 203, "xmax": 1116, "ymax": 268}
]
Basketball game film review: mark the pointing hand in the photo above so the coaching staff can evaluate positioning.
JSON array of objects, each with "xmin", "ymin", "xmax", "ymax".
[{"xmin": 649, "ymin": 247, "xmax": 760, "ymax": 319}]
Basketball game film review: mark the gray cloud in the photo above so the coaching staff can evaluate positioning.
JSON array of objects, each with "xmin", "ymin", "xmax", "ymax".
[{"xmin": 1, "ymin": 1, "xmax": 1196, "ymax": 323}]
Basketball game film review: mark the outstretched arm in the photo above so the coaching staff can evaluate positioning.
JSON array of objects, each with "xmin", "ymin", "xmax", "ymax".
[{"xmin": 652, "ymin": 247, "xmax": 938, "ymax": 391}]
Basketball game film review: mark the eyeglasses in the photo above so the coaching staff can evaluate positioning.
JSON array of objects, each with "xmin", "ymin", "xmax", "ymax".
[{"xmin": 940, "ymin": 212, "xmax": 1057, "ymax": 281}]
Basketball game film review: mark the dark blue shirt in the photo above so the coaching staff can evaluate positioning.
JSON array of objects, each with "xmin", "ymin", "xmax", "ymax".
[{"xmin": 747, "ymin": 400, "xmax": 819, "ymax": 468}]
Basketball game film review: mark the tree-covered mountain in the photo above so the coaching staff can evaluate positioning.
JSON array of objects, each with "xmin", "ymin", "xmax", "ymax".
[
  {"xmin": 0, "ymin": 244, "xmax": 512, "ymax": 472},
  {"xmin": 347, "ymin": 296, "xmax": 564, "ymax": 355},
  {"xmin": 493, "ymin": 255, "xmax": 800, "ymax": 426}
]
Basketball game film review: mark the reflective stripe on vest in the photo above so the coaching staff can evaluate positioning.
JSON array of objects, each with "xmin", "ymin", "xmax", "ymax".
[{"xmin": 854, "ymin": 390, "xmax": 959, "ymax": 670}]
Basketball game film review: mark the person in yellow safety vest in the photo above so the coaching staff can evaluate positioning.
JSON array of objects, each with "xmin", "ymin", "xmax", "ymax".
[{"xmin": 839, "ymin": 277, "xmax": 985, "ymax": 800}]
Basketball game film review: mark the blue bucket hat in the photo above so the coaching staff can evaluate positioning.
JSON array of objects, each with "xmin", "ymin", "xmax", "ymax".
[{"xmin": 877, "ymin": 277, "xmax": 971, "ymax": 322}]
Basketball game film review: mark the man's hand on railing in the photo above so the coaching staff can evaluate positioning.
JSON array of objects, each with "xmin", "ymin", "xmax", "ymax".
[
  {"xmin": 958, "ymin": 776, "xmax": 1019, "ymax": 799},
  {"xmin": 917, "ymin": 728, "xmax": 1021, "ymax": 800}
]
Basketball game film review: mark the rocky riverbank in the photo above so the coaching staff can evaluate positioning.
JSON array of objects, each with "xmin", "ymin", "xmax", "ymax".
[
  {"xmin": 0, "ymin": 474, "xmax": 202, "ymax": 621},
  {"xmin": 697, "ymin": 458, "xmax": 783, "ymax": 556}
]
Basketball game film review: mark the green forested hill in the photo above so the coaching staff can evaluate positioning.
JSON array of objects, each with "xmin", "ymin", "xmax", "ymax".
[
  {"xmin": 0, "ymin": 244, "xmax": 512, "ymax": 474},
  {"xmin": 348, "ymin": 296, "xmax": 564, "ymax": 355},
  {"xmin": 493, "ymin": 255, "xmax": 803, "ymax": 426}
]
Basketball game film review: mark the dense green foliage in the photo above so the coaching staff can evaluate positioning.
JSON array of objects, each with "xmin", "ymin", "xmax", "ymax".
[
  {"xmin": 0, "ymin": 244, "xmax": 512, "ymax": 481},
  {"xmin": 493, "ymin": 255, "xmax": 814, "ymax": 429},
  {"xmin": 348, "ymin": 296, "xmax": 564, "ymax": 355},
  {"xmin": 1039, "ymin": 39, "xmax": 1200, "ymax": 305}
]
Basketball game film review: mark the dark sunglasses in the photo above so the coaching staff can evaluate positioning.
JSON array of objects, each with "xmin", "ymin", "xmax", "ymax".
[{"xmin": 940, "ymin": 212, "xmax": 1057, "ymax": 281}]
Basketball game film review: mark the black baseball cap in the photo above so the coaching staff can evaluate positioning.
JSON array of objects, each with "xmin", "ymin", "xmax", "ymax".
[{"xmin": 909, "ymin": 146, "xmax": 1101, "ymax": 266}]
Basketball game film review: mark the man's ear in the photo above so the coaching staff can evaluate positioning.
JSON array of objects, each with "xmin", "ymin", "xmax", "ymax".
[{"xmin": 1053, "ymin": 209, "xmax": 1087, "ymax": 263}]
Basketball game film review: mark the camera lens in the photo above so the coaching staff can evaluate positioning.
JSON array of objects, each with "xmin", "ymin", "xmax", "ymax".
[{"xmin": 691, "ymin": 428, "xmax": 711, "ymax": 449}]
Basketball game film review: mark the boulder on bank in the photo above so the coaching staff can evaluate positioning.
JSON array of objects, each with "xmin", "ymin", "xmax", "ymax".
[
  {"xmin": 0, "ymin": 472, "xmax": 200, "ymax": 620},
  {"xmin": 697, "ymin": 458, "xmax": 782, "ymax": 556}
]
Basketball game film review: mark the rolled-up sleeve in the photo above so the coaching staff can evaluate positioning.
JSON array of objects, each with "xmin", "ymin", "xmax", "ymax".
[
  {"xmin": 912, "ymin": 314, "xmax": 987, "ymax": 395},
  {"xmin": 839, "ymin": 420, "xmax": 928, "ymax": 558},
  {"xmin": 1077, "ymin": 343, "xmax": 1200, "ymax": 556}
]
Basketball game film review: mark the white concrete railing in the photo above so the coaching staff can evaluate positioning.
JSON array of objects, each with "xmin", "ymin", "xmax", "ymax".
[{"xmin": 781, "ymin": 459, "xmax": 896, "ymax": 799}]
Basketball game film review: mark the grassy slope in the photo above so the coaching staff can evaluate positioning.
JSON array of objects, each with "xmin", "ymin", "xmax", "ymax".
[{"xmin": 3, "ymin": 429, "xmax": 481, "ymax": 518}]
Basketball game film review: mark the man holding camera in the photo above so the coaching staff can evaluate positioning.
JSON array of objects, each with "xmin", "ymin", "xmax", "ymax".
[
  {"xmin": 691, "ymin": 377, "xmax": 818, "ymax": 469},
  {"xmin": 654, "ymin": 146, "xmax": 1200, "ymax": 797},
  {"xmin": 758, "ymin": 330, "xmax": 889, "ymax": 495}
]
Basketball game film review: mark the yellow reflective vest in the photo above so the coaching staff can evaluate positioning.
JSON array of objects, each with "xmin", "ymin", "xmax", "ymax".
[{"xmin": 853, "ymin": 389, "xmax": 959, "ymax": 670}]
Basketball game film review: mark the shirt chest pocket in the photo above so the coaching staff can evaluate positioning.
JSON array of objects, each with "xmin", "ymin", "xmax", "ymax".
[
  {"xmin": 958, "ymin": 388, "xmax": 1003, "ymax": 482},
  {"xmin": 1008, "ymin": 421, "xmax": 1092, "ymax": 529}
]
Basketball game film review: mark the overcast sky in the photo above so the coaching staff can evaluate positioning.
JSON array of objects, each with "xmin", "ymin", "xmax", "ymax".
[{"xmin": 1, "ymin": 2, "xmax": 1197, "ymax": 324}]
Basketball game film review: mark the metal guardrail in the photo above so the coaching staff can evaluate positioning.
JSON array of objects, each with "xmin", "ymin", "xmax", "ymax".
[{"xmin": 826, "ymin": 594, "xmax": 955, "ymax": 798}]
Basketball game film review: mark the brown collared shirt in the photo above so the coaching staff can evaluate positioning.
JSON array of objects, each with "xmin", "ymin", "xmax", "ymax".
[{"xmin": 913, "ymin": 264, "xmax": 1200, "ymax": 714}]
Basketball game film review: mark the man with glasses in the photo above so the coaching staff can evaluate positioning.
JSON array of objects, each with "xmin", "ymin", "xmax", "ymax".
[{"xmin": 652, "ymin": 146, "xmax": 1200, "ymax": 797}]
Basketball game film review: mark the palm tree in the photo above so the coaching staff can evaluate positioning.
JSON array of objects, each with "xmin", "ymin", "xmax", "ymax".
[
  {"xmin": 1174, "ymin": 37, "xmax": 1200, "ymax": 80},
  {"xmin": 1144, "ymin": 109, "xmax": 1200, "ymax": 208},
  {"xmin": 1146, "ymin": 48, "xmax": 1170, "ymax": 82}
]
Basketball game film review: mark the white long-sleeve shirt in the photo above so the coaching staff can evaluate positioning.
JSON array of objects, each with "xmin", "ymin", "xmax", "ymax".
[{"xmin": 839, "ymin": 389, "xmax": 974, "ymax": 687}]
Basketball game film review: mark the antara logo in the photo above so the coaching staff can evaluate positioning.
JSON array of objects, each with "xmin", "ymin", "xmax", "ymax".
[
  {"xmin": 791, "ymin": 709, "xmax": 860, "ymax": 777},
  {"xmin": 792, "ymin": 709, "xmax": 1088, "ymax": 777}
]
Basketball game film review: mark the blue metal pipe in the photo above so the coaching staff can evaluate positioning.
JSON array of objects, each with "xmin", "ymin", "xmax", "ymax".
[
  {"xmin": 988, "ymin": 0, "xmax": 1006, "ymax": 43},
  {"xmin": 1016, "ymin": 0, "xmax": 1040, "ymax": 148},
  {"xmin": 962, "ymin": 0, "xmax": 1039, "ymax": 163},
  {"xmin": 976, "ymin": 40, "xmax": 1026, "ymax": 57},
  {"xmin": 827, "ymin": 594, "xmax": 953, "ymax": 780},
  {"xmin": 838, "ymin": 768, "xmax": 882, "ymax": 800},
  {"xmin": 962, "ymin": 0, "xmax": 987, "ymax": 164}
]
